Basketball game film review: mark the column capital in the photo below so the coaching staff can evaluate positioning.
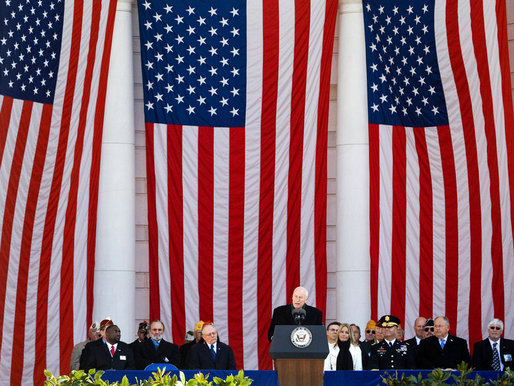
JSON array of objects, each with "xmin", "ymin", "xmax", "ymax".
[
  {"xmin": 339, "ymin": 0, "xmax": 363, "ymax": 14},
  {"xmin": 117, "ymin": 0, "xmax": 133, "ymax": 12}
]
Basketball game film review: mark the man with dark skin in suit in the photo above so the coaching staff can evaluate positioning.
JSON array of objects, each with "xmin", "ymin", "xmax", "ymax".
[{"xmin": 84, "ymin": 325, "xmax": 135, "ymax": 370}]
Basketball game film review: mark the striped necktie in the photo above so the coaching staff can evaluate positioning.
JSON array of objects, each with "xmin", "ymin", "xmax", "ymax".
[{"xmin": 492, "ymin": 342, "xmax": 501, "ymax": 371}]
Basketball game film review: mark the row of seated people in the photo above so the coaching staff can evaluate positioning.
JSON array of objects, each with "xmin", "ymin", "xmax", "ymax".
[
  {"xmin": 324, "ymin": 315, "xmax": 514, "ymax": 371},
  {"xmin": 267, "ymin": 287, "xmax": 512, "ymax": 372},
  {"xmin": 69, "ymin": 319, "xmax": 236, "ymax": 371}
]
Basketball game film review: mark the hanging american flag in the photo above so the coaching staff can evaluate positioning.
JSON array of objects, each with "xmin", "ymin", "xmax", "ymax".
[
  {"xmin": 138, "ymin": 0, "xmax": 337, "ymax": 369},
  {"xmin": 0, "ymin": 0, "xmax": 116, "ymax": 383},
  {"xmin": 365, "ymin": 0, "xmax": 514, "ymax": 348}
]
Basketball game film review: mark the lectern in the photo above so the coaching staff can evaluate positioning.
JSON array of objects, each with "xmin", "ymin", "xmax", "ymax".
[{"xmin": 269, "ymin": 325, "xmax": 328, "ymax": 386}]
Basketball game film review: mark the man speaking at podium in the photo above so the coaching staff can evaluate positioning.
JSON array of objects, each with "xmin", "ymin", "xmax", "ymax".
[{"xmin": 268, "ymin": 286, "xmax": 323, "ymax": 341}]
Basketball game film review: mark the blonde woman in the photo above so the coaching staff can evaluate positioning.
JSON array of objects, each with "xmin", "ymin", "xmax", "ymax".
[
  {"xmin": 335, "ymin": 323, "xmax": 353, "ymax": 370},
  {"xmin": 337, "ymin": 323, "xmax": 370, "ymax": 370}
]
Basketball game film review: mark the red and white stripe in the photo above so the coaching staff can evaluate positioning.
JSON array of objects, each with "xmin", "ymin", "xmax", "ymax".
[
  {"xmin": 370, "ymin": 0, "xmax": 514, "ymax": 348},
  {"xmin": 145, "ymin": 0, "xmax": 337, "ymax": 370},
  {"xmin": 0, "ymin": 0, "xmax": 116, "ymax": 383}
]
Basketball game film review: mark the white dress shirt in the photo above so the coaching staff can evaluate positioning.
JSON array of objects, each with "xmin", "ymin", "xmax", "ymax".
[
  {"xmin": 489, "ymin": 338, "xmax": 504, "ymax": 371},
  {"xmin": 106, "ymin": 342, "xmax": 118, "ymax": 356}
]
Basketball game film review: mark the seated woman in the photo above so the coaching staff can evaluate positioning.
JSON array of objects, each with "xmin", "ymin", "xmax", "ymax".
[
  {"xmin": 335, "ymin": 323, "xmax": 353, "ymax": 370},
  {"xmin": 336, "ymin": 323, "xmax": 370, "ymax": 370}
]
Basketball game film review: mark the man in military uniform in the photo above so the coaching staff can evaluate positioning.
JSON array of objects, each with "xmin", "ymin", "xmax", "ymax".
[{"xmin": 368, "ymin": 315, "xmax": 416, "ymax": 370}]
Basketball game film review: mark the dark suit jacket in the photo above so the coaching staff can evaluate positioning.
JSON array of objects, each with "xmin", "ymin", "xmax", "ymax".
[
  {"xmin": 404, "ymin": 337, "xmax": 421, "ymax": 359},
  {"xmin": 187, "ymin": 341, "xmax": 236, "ymax": 370},
  {"xmin": 267, "ymin": 304, "xmax": 323, "ymax": 341},
  {"xmin": 472, "ymin": 338, "xmax": 514, "ymax": 370},
  {"xmin": 134, "ymin": 338, "xmax": 181, "ymax": 370},
  {"xmin": 417, "ymin": 335, "xmax": 470, "ymax": 369},
  {"xmin": 84, "ymin": 341, "xmax": 135, "ymax": 370},
  {"xmin": 180, "ymin": 340, "xmax": 197, "ymax": 369},
  {"xmin": 80, "ymin": 338, "xmax": 104, "ymax": 370}
]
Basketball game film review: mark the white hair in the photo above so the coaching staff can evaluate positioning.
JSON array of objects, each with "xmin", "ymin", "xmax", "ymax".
[
  {"xmin": 294, "ymin": 286, "xmax": 309, "ymax": 299},
  {"xmin": 487, "ymin": 318, "xmax": 504, "ymax": 330}
]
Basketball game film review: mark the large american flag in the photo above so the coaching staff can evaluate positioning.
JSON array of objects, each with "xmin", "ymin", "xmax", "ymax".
[
  {"xmin": 138, "ymin": 0, "xmax": 337, "ymax": 369},
  {"xmin": 365, "ymin": 0, "xmax": 514, "ymax": 347},
  {"xmin": 0, "ymin": 0, "xmax": 116, "ymax": 383}
]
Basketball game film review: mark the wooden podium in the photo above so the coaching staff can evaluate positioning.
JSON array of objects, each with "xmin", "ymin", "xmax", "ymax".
[{"xmin": 269, "ymin": 325, "xmax": 328, "ymax": 386}]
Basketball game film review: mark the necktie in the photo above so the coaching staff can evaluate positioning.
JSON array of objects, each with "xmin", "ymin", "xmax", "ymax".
[
  {"xmin": 210, "ymin": 345, "xmax": 216, "ymax": 360},
  {"xmin": 110, "ymin": 345, "xmax": 115, "ymax": 356},
  {"xmin": 388, "ymin": 341, "xmax": 392, "ymax": 348},
  {"xmin": 440, "ymin": 339, "xmax": 445, "ymax": 349},
  {"xmin": 492, "ymin": 342, "xmax": 501, "ymax": 371}
]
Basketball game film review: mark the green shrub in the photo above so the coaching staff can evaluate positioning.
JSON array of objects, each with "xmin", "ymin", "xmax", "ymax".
[
  {"xmin": 44, "ymin": 368, "xmax": 252, "ymax": 386},
  {"xmin": 381, "ymin": 363, "xmax": 512, "ymax": 386}
]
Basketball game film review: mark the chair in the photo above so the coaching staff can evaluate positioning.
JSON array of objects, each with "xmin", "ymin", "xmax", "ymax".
[{"xmin": 144, "ymin": 363, "xmax": 178, "ymax": 372}]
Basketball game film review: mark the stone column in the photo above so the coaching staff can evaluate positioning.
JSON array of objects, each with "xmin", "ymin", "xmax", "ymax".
[
  {"xmin": 336, "ymin": 0, "xmax": 371, "ymax": 329},
  {"xmin": 94, "ymin": 0, "xmax": 136, "ymax": 338}
]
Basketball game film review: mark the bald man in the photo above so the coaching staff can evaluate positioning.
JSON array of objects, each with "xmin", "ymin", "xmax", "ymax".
[
  {"xmin": 268, "ymin": 286, "xmax": 323, "ymax": 341},
  {"xmin": 404, "ymin": 317, "xmax": 426, "ymax": 357}
]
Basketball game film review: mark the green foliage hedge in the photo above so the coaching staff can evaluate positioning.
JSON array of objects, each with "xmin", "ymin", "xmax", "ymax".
[
  {"xmin": 44, "ymin": 368, "xmax": 253, "ymax": 386},
  {"xmin": 381, "ymin": 362, "xmax": 514, "ymax": 386}
]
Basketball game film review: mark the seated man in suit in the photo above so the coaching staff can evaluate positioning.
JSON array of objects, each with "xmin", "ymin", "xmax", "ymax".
[
  {"xmin": 416, "ymin": 316, "xmax": 470, "ymax": 369},
  {"xmin": 84, "ymin": 324, "xmax": 135, "ymax": 370},
  {"xmin": 404, "ymin": 316, "xmax": 426, "ymax": 358},
  {"xmin": 134, "ymin": 320, "xmax": 181, "ymax": 370},
  {"xmin": 187, "ymin": 324, "xmax": 236, "ymax": 370},
  {"xmin": 473, "ymin": 318, "xmax": 514, "ymax": 371},
  {"xmin": 267, "ymin": 286, "xmax": 323, "ymax": 341}
]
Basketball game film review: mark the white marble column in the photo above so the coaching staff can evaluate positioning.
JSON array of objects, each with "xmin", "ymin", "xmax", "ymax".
[
  {"xmin": 336, "ymin": 0, "xmax": 370, "ymax": 329},
  {"xmin": 94, "ymin": 0, "xmax": 136, "ymax": 339}
]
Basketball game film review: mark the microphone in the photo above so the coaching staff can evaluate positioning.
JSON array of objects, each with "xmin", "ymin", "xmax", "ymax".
[{"xmin": 292, "ymin": 308, "xmax": 306, "ymax": 325}]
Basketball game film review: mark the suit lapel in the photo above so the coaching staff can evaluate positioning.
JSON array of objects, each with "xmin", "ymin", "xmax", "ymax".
[
  {"xmin": 286, "ymin": 305, "xmax": 295, "ymax": 324},
  {"xmin": 156, "ymin": 341, "xmax": 163, "ymax": 355},
  {"xmin": 499, "ymin": 338, "xmax": 507, "ymax": 365},
  {"xmin": 102, "ymin": 342, "xmax": 111, "ymax": 358},
  {"xmin": 431, "ymin": 337, "xmax": 442, "ymax": 352},
  {"xmin": 485, "ymin": 339, "xmax": 493, "ymax": 358},
  {"xmin": 203, "ymin": 343, "xmax": 216, "ymax": 366}
]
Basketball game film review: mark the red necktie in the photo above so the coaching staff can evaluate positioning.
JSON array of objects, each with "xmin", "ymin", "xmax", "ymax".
[{"xmin": 110, "ymin": 345, "xmax": 115, "ymax": 356}]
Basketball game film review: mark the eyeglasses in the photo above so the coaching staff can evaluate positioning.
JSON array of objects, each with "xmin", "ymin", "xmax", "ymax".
[
  {"xmin": 203, "ymin": 332, "xmax": 217, "ymax": 336},
  {"xmin": 366, "ymin": 330, "xmax": 376, "ymax": 334},
  {"xmin": 489, "ymin": 326, "xmax": 502, "ymax": 330},
  {"xmin": 424, "ymin": 327, "xmax": 434, "ymax": 332}
]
